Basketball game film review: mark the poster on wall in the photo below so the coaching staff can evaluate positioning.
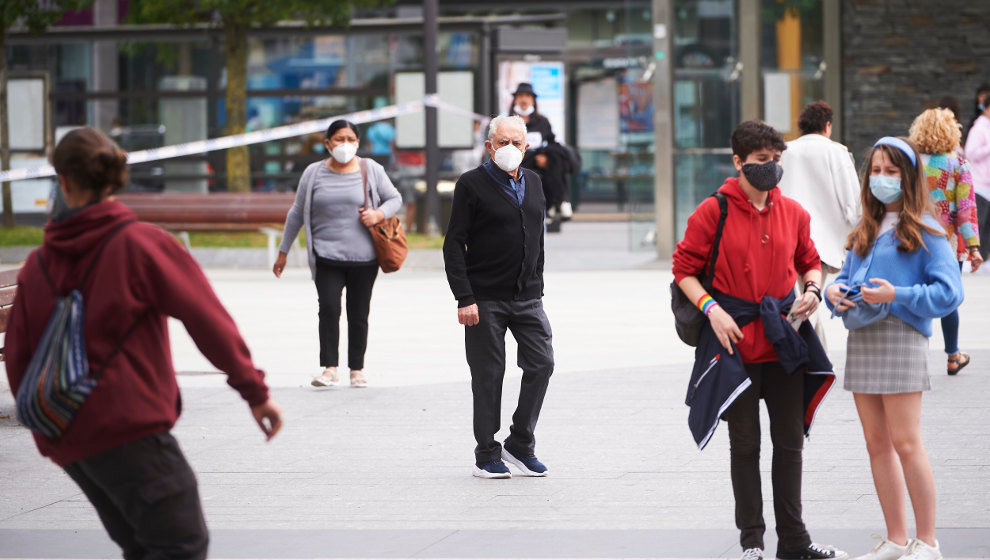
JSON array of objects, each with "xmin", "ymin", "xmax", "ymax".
[
  {"xmin": 763, "ymin": 72, "xmax": 792, "ymax": 134},
  {"xmin": 577, "ymin": 78, "xmax": 620, "ymax": 150},
  {"xmin": 3, "ymin": 78, "xmax": 46, "ymax": 151},
  {"xmin": 619, "ymin": 71, "xmax": 654, "ymax": 143},
  {"xmin": 497, "ymin": 61, "xmax": 566, "ymax": 145}
]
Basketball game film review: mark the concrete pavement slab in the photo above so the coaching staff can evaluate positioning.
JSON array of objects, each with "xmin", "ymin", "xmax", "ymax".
[{"xmin": 2, "ymin": 222, "xmax": 989, "ymax": 558}]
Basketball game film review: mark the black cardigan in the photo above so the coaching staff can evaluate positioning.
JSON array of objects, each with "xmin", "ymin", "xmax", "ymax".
[{"xmin": 443, "ymin": 165, "xmax": 545, "ymax": 307}]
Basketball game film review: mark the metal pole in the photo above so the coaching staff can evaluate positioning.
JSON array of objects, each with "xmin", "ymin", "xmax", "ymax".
[
  {"xmin": 652, "ymin": 0, "xmax": 675, "ymax": 258},
  {"xmin": 823, "ymin": 0, "xmax": 843, "ymax": 141},
  {"xmin": 480, "ymin": 23, "xmax": 492, "ymax": 118},
  {"xmin": 740, "ymin": 0, "xmax": 761, "ymax": 121},
  {"xmin": 424, "ymin": 0, "xmax": 440, "ymax": 235}
]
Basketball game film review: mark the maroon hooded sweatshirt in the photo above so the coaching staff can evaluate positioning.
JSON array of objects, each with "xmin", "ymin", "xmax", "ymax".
[{"xmin": 4, "ymin": 200, "xmax": 269, "ymax": 466}]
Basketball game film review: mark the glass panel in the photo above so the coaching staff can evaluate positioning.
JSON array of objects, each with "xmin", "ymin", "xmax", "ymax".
[
  {"xmin": 566, "ymin": 6, "xmax": 653, "ymax": 47},
  {"xmin": 674, "ymin": 152, "xmax": 736, "ymax": 238},
  {"xmin": 672, "ymin": 0, "xmax": 740, "ymax": 241},
  {"xmin": 760, "ymin": 0, "xmax": 824, "ymax": 141},
  {"xmin": 248, "ymin": 35, "xmax": 350, "ymax": 90},
  {"xmin": 673, "ymin": 0, "xmax": 739, "ymax": 148}
]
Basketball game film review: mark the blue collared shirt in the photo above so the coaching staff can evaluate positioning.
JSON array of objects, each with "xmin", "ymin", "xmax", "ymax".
[{"xmin": 482, "ymin": 160, "xmax": 525, "ymax": 206}]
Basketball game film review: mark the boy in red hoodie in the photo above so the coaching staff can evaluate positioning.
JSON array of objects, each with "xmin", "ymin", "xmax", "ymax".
[
  {"xmin": 5, "ymin": 128, "xmax": 282, "ymax": 559},
  {"xmin": 673, "ymin": 121, "xmax": 843, "ymax": 560}
]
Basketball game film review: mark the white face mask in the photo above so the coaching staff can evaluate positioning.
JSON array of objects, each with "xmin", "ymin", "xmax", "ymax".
[
  {"xmin": 513, "ymin": 104, "xmax": 535, "ymax": 116},
  {"xmin": 493, "ymin": 145, "xmax": 523, "ymax": 172},
  {"xmin": 331, "ymin": 142, "xmax": 357, "ymax": 164}
]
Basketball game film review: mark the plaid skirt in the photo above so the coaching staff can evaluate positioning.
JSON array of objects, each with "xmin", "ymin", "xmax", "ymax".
[{"xmin": 844, "ymin": 315, "xmax": 930, "ymax": 394}]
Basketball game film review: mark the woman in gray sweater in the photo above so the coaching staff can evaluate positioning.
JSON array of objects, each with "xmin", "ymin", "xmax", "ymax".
[{"xmin": 273, "ymin": 120, "xmax": 402, "ymax": 387}]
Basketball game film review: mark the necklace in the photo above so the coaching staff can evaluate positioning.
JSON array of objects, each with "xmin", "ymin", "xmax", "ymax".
[{"xmin": 755, "ymin": 201, "xmax": 772, "ymax": 245}]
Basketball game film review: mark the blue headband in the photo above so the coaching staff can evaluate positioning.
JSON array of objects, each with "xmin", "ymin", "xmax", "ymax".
[{"xmin": 873, "ymin": 136, "xmax": 917, "ymax": 167}]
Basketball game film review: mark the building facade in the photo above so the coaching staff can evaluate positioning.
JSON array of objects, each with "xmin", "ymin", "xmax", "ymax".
[{"xmin": 5, "ymin": 0, "xmax": 990, "ymax": 252}]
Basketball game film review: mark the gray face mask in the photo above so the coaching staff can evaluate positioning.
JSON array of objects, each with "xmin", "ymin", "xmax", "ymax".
[
  {"xmin": 48, "ymin": 183, "xmax": 72, "ymax": 222},
  {"xmin": 48, "ymin": 182, "xmax": 93, "ymax": 222},
  {"xmin": 741, "ymin": 161, "xmax": 784, "ymax": 192}
]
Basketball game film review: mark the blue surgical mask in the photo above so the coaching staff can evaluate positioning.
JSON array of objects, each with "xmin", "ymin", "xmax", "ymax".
[
  {"xmin": 980, "ymin": 103, "xmax": 986, "ymax": 112},
  {"xmin": 869, "ymin": 175, "xmax": 903, "ymax": 204}
]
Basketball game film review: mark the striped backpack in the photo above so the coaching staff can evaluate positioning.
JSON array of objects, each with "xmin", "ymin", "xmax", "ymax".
[{"xmin": 16, "ymin": 221, "xmax": 143, "ymax": 439}]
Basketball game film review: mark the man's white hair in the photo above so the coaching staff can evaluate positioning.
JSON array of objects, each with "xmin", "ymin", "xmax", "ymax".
[{"xmin": 487, "ymin": 114, "xmax": 527, "ymax": 141}]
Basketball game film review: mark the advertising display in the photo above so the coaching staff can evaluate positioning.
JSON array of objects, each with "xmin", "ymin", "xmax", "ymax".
[{"xmin": 497, "ymin": 61, "xmax": 566, "ymax": 143}]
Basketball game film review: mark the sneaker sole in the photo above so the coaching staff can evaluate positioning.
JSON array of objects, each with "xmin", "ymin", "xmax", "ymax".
[
  {"xmin": 311, "ymin": 378, "xmax": 338, "ymax": 387},
  {"xmin": 471, "ymin": 466, "xmax": 510, "ymax": 479},
  {"xmin": 777, "ymin": 553, "xmax": 849, "ymax": 560},
  {"xmin": 500, "ymin": 449, "xmax": 548, "ymax": 477}
]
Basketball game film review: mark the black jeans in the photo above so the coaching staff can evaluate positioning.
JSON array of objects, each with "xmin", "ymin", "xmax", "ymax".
[
  {"xmin": 723, "ymin": 361, "xmax": 811, "ymax": 553},
  {"xmin": 314, "ymin": 260, "xmax": 379, "ymax": 369},
  {"xmin": 465, "ymin": 299, "xmax": 554, "ymax": 464},
  {"xmin": 62, "ymin": 432, "xmax": 208, "ymax": 560}
]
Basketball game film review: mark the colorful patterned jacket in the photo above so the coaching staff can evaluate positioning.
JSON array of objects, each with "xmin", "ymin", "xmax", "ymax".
[{"xmin": 921, "ymin": 152, "xmax": 980, "ymax": 260}]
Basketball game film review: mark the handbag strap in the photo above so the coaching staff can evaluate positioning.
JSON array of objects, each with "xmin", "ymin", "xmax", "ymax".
[
  {"xmin": 702, "ymin": 192, "xmax": 729, "ymax": 292},
  {"xmin": 358, "ymin": 157, "xmax": 374, "ymax": 210}
]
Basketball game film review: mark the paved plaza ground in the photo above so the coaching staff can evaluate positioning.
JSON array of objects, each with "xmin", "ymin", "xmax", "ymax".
[{"xmin": 1, "ymin": 222, "xmax": 989, "ymax": 559}]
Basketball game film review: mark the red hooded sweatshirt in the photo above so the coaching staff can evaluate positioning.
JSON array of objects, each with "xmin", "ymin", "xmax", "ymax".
[
  {"xmin": 673, "ymin": 177, "xmax": 821, "ymax": 363},
  {"xmin": 5, "ymin": 200, "xmax": 269, "ymax": 466}
]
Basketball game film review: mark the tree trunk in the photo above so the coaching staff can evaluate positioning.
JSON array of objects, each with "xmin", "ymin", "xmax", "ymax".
[
  {"xmin": 223, "ymin": 17, "xmax": 250, "ymax": 193},
  {"xmin": 1, "ymin": 26, "xmax": 15, "ymax": 228}
]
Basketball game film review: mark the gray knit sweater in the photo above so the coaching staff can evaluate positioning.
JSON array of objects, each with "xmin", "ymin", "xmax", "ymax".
[{"xmin": 280, "ymin": 158, "xmax": 402, "ymax": 279}]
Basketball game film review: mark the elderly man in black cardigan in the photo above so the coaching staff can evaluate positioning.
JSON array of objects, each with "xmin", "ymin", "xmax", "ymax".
[{"xmin": 443, "ymin": 114, "xmax": 554, "ymax": 479}]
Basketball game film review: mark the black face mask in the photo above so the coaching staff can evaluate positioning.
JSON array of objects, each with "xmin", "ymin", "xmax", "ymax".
[{"xmin": 741, "ymin": 161, "xmax": 783, "ymax": 192}]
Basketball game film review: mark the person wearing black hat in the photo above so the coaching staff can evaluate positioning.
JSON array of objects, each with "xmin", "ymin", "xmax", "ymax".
[{"xmin": 509, "ymin": 82, "xmax": 571, "ymax": 230}]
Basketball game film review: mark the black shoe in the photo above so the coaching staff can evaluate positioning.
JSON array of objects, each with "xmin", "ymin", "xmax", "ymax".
[{"xmin": 777, "ymin": 543, "xmax": 849, "ymax": 560}]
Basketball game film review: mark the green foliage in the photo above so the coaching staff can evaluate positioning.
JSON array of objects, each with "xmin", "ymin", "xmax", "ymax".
[
  {"xmin": 2, "ymin": 0, "xmax": 94, "ymax": 31},
  {"xmin": 762, "ymin": 0, "xmax": 820, "ymax": 22},
  {"xmin": 0, "ymin": 226, "xmax": 443, "ymax": 250},
  {"xmin": 126, "ymin": 0, "xmax": 385, "ymax": 27},
  {"xmin": 0, "ymin": 226, "xmax": 42, "ymax": 247}
]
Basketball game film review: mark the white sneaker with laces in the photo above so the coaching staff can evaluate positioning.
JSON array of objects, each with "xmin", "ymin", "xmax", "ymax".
[
  {"xmin": 742, "ymin": 548, "xmax": 765, "ymax": 560},
  {"xmin": 900, "ymin": 539, "xmax": 942, "ymax": 560},
  {"xmin": 853, "ymin": 535, "xmax": 908, "ymax": 560}
]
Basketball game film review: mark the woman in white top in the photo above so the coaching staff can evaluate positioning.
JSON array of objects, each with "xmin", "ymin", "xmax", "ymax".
[{"xmin": 963, "ymin": 84, "xmax": 990, "ymax": 262}]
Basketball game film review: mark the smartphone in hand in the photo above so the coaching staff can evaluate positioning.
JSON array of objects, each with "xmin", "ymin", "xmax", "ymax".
[{"xmin": 786, "ymin": 313, "xmax": 802, "ymax": 331}]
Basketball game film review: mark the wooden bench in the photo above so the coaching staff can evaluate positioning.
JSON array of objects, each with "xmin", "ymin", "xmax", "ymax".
[
  {"xmin": 115, "ymin": 193, "xmax": 304, "ymax": 267},
  {"xmin": 0, "ymin": 268, "xmax": 20, "ymax": 361}
]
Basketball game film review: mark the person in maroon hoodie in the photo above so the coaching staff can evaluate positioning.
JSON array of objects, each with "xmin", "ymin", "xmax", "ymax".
[
  {"xmin": 4, "ymin": 127, "xmax": 283, "ymax": 559},
  {"xmin": 673, "ymin": 121, "xmax": 844, "ymax": 560}
]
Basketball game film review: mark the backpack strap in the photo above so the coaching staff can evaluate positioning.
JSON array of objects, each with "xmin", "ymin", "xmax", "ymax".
[
  {"xmin": 701, "ymin": 192, "xmax": 728, "ymax": 292},
  {"xmin": 78, "ymin": 220, "xmax": 137, "ymax": 289},
  {"xmin": 90, "ymin": 309, "xmax": 148, "ymax": 381}
]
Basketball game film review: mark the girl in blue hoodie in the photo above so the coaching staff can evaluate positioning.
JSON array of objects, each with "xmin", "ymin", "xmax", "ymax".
[{"xmin": 825, "ymin": 137, "xmax": 963, "ymax": 560}]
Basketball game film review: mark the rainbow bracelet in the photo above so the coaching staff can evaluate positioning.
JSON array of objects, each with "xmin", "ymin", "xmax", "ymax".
[{"xmin": 697, "ymin": 294, "xmax": 719, "ymax": 316}]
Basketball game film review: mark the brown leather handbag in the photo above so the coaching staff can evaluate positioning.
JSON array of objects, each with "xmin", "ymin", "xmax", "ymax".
[{"xmin": 359, "ymin": 158, "xmax": 407, "ymax": 273}]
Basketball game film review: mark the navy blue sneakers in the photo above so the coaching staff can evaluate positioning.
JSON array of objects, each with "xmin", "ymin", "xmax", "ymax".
[
  {"xmin": 501, "ymin": 446, "xmax": 548, "ymax": 477},
  {"xmin": 472, "ymin": 459, "xmax": 511, "ymax": 479}
]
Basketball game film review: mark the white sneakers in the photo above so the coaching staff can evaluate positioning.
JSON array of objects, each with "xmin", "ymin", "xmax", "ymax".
[
  {"xmin": 854, "ymin": 536, "xmax": 940, "ymax": 560},
  {"xmin": 741, "ymin": 548, "xmax": 765, "ymax": 560},
  {"xmin": 854, "ymin": 536, "xmax": 908, "ymax": 560},
  {"xmin": 900, "ymin": 540, "xmax": 941, "ymax": 560}
]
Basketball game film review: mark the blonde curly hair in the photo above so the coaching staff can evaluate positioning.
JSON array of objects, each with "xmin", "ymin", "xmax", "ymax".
[{"xmin": 909, "ymin": 107, "xmax": 961, "ymax": 154}]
